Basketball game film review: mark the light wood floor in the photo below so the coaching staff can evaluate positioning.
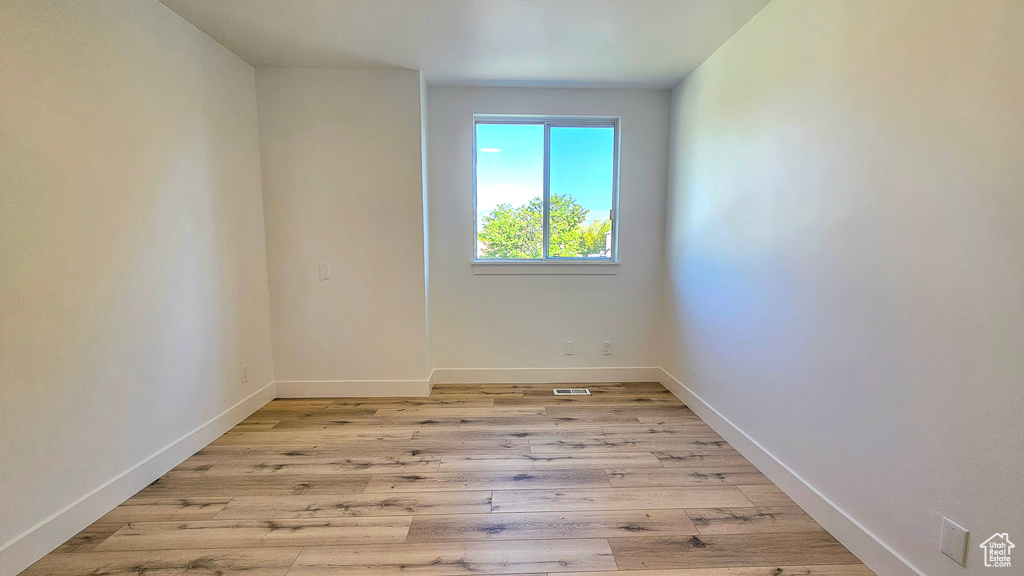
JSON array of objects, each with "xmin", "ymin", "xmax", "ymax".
[{"xmin": 20, "ymin": 382, "xmax": 874, "ymax": 576}]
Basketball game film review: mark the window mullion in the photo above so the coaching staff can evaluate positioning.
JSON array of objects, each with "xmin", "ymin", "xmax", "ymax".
[{"xmin": 542, "ymin": 122, "xmax": 551, "ymax": 260}]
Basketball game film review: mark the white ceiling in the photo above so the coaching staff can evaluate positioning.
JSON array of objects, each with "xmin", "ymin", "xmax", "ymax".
[{"xmin": 158, "ymin": 0, "xmax": 770, "ymax": 88}]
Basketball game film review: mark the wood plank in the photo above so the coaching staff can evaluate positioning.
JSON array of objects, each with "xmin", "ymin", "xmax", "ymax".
[
  {"xmin": 388, "ymin": 392, "xmax": 526, "ymax": 401},
  {"xmin": 529, "ymin": 436, "xmax": 729, "ymax": 454},
  {"xmin": 96, "ymin": 517, "xmax": 411, "ymax": 550},
  {"xmin": 252, "ymin": 411, "xmax": 379, "ymax": 423},
  {"xmin": 214, "ymin": 491, "xmax": 494, "ymax": 519},
  {"xmin": 405, "ymin": 509, "xmax": 697, "ymax": 542},
  {"xmin": 202, "ymin": 456, "xmax": 441, "ymax": 476},
  {"xmin": 491, "ymin": 487, "xmax": 752, "ymax": 512},
  {"xmin": 97, "ymin": 498, "xmax": 233, "ymax": 523},
  {"xmin": 636, "ymin": 412, "xmax": 708, "ymax": 424},
  {"xmin": 600, "ymin": 424, "xmax": 722, "ymax": 434},
  {"xmin": 50, "ymin": 523, "xmax": 124, "ymax": 553},
  {"xmin": 255, "ymin": 404, "xmax": 378, "ymax": 414},
  {"xmin": 163, "ymin": 459, "xmax": 218, "ymax": 477},
  {"xmin": 193, "ymin": 445, "xmax": 325, "ymax": 458},
  {"xmin": 604, "ymin": 431, "xmax": 725, "ymax": 442},
  {"xmin": 436, "ymin": 383, "xmax": 651, "ymax": 394},
  {"xmin": 319, "ymin": 439, "xmax": 532, "ymax": 455},
  {"xmin": 545, "ymin": 406, "xmax": 698, "ymax": 419},
  {"xmin": 439, "ymin": 452, "xmax": 663, "ymax": 471},
  {"xmin": 365, "ymin": 469, "xmax": 611, "ymax": 492},
  {"xmin": 456, "ymin": 413, "xmax": 646, "ymax": 427},
  {"xmin": 18, "ymin": 547, "xmax": 302, "ymax": 576},
  {"xmin": 269, "ymin": 418, "xmax": 463, "ymax": 430},
  {"xmin": 506, "ymin": 388, "xmax": 673, "ymax": 398},
  {"xmin": 609, "ymin": 533, "xmax": 863, "ymax": 570},
  {"xmin": 232, "ymin": 419, "xmax": 281, "ymax": 431},
  {"xmin": 656, "ymin": 449, "xmax": 754, "ymax": 468},
  {"xmin": 327, "ymin": 399, "xmax": 496, "ymax": 408},
  {"xmin": 135, "ymin": 474, "xmax": 370, "ymax": 498},
  {"xmin": 563, "ymin": 566, "xmax": 876, "ymax": 576},
  {"xmin": 287, "ymin": 538, "xmax": 618, "ymax": 575},
  {"xmin": 210, "ymin": 429, "xmax": 416, "ymax": 445},
  {"xmin": 687, "ymin": 507, "xmax": 824, "ymax": 535},
  {"xmin": 374, "ymin": 406, "xmax": 545, "ymax": 418},
  {"xmin": 606, "ymin": 467, "xmax": 770, "ymax": 488},
  {"xmin": 409, "ymin": 428, "xmax": 607, "ymax": 440},
  {"xmin": 493, "ymin": 394, "xmax": 682, "ymax": 406},
  {"xmin": 738, "ymin": 485, "xmax": 798, "ymax": 506}
]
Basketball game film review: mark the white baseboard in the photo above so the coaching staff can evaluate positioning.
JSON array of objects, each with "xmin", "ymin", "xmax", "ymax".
[
  {"xmin": 0, "ymin": 381, "xmax": 276, "ymax": 576},
  {"xmin": 430, "ymin": 366, "xmax": 662, "ymax": 384},
  {"xmin": 656, "ymin": 368, "xmax": 922, "ymax": 576},
  {"xmin": 275, "ymin": 379, "xmax": 432, "ymax": 397}
]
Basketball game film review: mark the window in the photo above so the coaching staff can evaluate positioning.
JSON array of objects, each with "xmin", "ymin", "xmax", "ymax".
[{"xmin": 474, "ymin": 115, "xmax": 619, "ymax": 263}]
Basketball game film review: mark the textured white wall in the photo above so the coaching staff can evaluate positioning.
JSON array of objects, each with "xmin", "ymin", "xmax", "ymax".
[
  {"xmin": 427, "ymin": 86, "xmax": 669, "ymax": 370},
  {"xmin": 0, "ymin": 0, "xmax": 274, "ymax": 563},
  {"xmin": 664, "ymin": 1, "xmax": 1024, "ymax": 574},
  {"xmin": 256, "ymin": 69, "xmax": 430, "ymax": 383}
]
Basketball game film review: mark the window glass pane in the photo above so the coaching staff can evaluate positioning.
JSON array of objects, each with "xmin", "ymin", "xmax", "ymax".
[
  {"xmin": 476, "ymin": 123, "xmax": 544, "ymax": 259},
  {"xmin": 548, "ymin": 125, "xmax": 615, "ymax": 258}
]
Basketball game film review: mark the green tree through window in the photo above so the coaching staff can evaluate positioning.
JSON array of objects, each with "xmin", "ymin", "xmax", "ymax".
[{"xmin": 479, "ymin": 194, "xmax": 611, "ymax": 259}]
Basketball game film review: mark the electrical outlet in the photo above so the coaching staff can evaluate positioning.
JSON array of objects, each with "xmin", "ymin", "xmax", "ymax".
[
  {"xmin": 940, "ymin": 517, "xmax": 969, "ymax": 566},
  {"xmin": 602, "ymin": 341, "xmax": 612, "ymax": 355},
  {"xmin": 240, "ymin": 364, "xmax": 249, "ymax": 384},
  {"xmin": 564, "ymin": 340, "xmax": 575, "ymax": 356},
  {"xmin": 318, "ymin": 263, "xmax": 330, "ymax": 281}
]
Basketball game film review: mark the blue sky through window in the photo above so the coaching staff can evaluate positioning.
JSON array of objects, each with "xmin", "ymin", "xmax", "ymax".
[
  {"xmin": 550, "ymin": 125, "xmax": 614, "ymax": 223},
  {"xmin": 476, "ymin": 123, "xmax": 614, "ymax": 225},
  {"xmin": 476, "ymin": 124, "xmax": 543, "ymax": 218}
]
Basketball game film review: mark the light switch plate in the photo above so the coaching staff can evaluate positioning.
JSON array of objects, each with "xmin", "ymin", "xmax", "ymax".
[
  {"xmin": 318, "ymin": 263, "xmax": 330, "ymax": 281},
  {"xmin": 940, "ymin": 517, "xmax": 969, "ymax": 566}
]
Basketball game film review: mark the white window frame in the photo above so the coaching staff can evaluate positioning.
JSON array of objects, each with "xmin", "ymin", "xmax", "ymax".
[{"xmin": 472, "ymin": 114, "xmax": 620, "ymax": 270}]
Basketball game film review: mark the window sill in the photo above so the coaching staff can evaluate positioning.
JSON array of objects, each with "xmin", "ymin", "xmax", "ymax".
[{"xmin": 472, "ymin": 261, "xmax": 619, "ymax": 275}]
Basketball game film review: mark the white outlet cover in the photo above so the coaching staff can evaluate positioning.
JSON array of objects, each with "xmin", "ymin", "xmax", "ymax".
[
  {"xmin": 564, "ymin": 341, "xmax": 574, "ymax": 355},
  {"xmin": 602, "ymin": 341, "xmax": 612, "ymax": 355},
  {"xmin": 940, "ymin": 517, "xmax": 969, "ymax": 566},
  {"xmin": 319, "ymin": 263, "xmax": 330, "ymax": 281}
]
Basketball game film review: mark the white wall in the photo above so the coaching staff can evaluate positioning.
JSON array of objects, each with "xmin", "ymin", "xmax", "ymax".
[
  {"xmin": 0, "ymin": 0, "xmax": 274, "ymax": 572},
  {"xmin": 427, "ymin": 87, "xmax": 669, "ymax": 373},
  {"xmin": 257, "ymin": 69, "xmax": 431, "ymax": 386},
  {"xmin": 663, "ymin": 1, "xmax": 1024, "ymax": 575}
]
